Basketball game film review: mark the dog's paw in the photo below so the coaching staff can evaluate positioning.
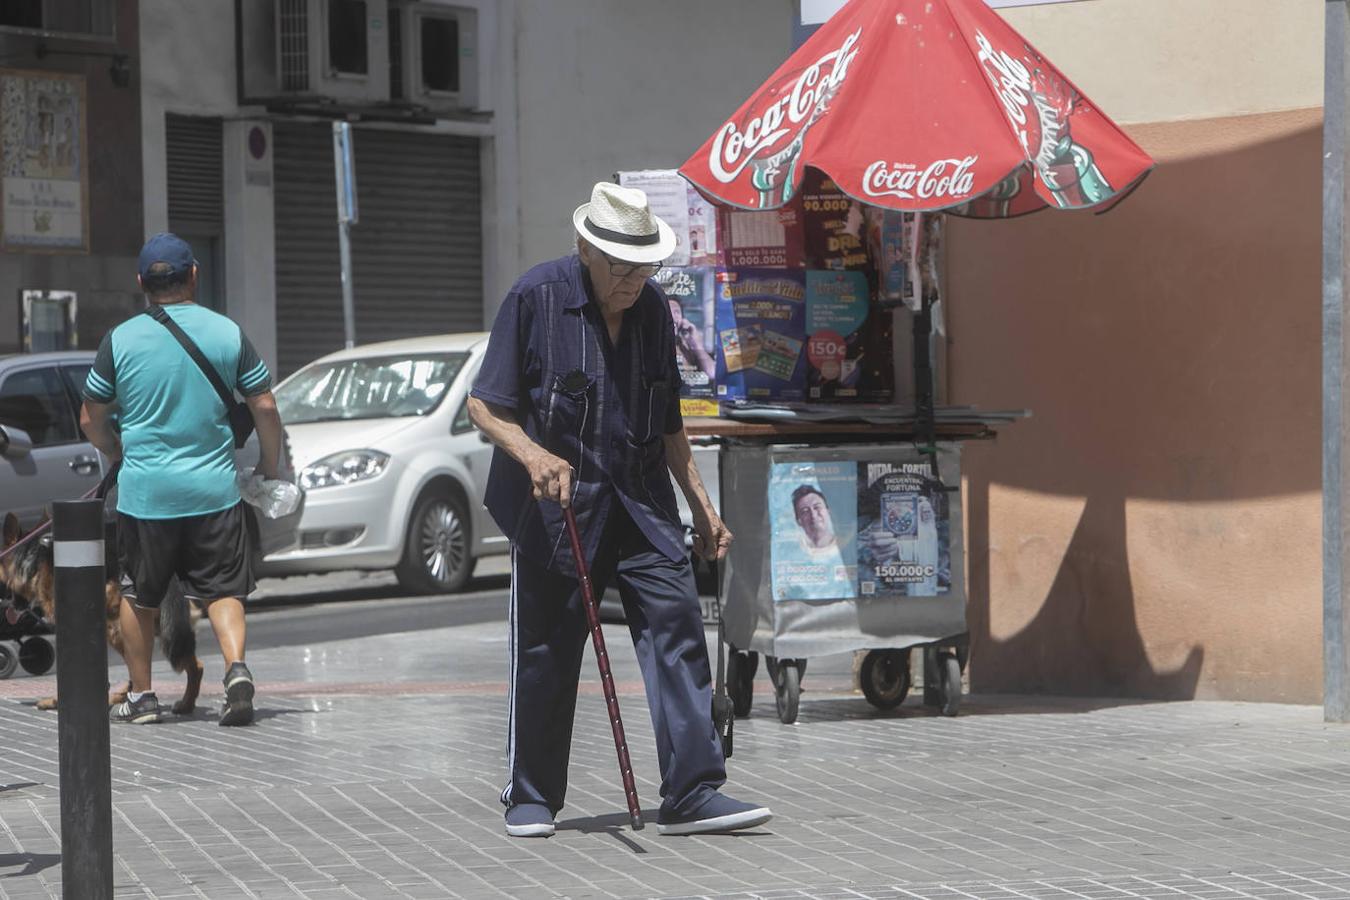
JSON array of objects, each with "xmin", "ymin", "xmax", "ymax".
[
  {"xmin": 170, "ymin": 698, "xmax": 195, "ymax": 716},
  {"xmin": 36, "ymin": 697, "xmax": 57, "ymax": 711}
]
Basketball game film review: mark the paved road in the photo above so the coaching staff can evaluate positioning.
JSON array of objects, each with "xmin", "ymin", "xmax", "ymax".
[{"xmin": 3, "ymin": 573, "xmax": 1350, "ymax": 898}]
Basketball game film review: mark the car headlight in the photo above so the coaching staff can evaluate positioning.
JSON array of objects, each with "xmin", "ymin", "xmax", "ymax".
[{"xmin": 299, "ymin": 450, "xmax": 390, "ymax": 490}]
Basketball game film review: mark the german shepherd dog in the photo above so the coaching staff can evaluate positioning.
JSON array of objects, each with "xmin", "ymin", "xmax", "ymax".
[{"xmin": 0, "ymin": 513, "xmax": 203, "ymax": 714}]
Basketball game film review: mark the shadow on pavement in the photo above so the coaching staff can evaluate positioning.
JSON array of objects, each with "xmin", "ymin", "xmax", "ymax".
[
  {"xmin": 0, "ymin": 782, "xmax": 39, "ymax": 794},
  {"xmin": 785, "ymin": 693, "xmax": 1161, "ymax": 724},
  {"xmin": 251, "ymin": 707, "xmax": 315, "ymax": 723},
  {"xmin": 555, "ymin": 811, "xmax": 775, "ymax": 844},
  {"xmin": 159, "ymin": 706, "xmax": 314, "ymax": 724},
  {"xmin": 0, "ymin": 852, "xmax": 60, "ymax": 877},
  {"xmin": 249, "ymin": 573, "xmax": 511, "ymax": 612},
  {"xmin": 555, "ymin": 810, "xmax": 651, "ymax": 852}
]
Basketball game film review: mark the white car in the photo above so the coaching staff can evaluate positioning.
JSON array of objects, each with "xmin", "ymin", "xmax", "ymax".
[
  {"xmin": 263, "ymin": 333, "xmax": 721, "ymax": 595},
  {"xmin": 262, "ymin": 334, "xmax": 508, "ymax": 593}
]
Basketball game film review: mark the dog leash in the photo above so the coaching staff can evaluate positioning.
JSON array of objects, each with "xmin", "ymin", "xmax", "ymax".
[{"xmin": 0, "ymin": 462, "xmax": 120, "ymax": 564}]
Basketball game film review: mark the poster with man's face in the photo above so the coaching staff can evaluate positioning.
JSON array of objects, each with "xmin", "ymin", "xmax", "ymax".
[{"xmin": 768, "ymin": 460, "xmax": 857, "ymax": 602}]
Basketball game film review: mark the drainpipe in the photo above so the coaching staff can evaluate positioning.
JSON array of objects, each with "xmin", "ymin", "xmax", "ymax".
[{"xmin": 1324, "ymin": 0, "xmax": 1350, "ymax": 721}]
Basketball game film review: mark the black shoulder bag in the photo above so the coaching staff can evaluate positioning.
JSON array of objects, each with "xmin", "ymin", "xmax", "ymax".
[{"xmin": 146, "ymin": 306, "xmax": 255, "ymax": 448}]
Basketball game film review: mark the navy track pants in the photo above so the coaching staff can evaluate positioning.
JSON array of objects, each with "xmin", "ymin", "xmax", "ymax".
[{"xmin": 500, "ymin": 503, "xmax": 725, "ymax": 818}]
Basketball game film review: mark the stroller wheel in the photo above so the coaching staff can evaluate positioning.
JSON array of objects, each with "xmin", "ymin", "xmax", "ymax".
[
  {"xmin": 19, "ymin": 637, "xmax": 54, "ymax": 676},
  {"xmin": 0, "ymin": 644, "xmax": 17, "ymax": 679}
]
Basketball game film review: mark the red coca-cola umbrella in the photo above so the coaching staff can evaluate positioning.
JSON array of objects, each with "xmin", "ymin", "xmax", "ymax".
[{"xmin": 679, "ymin": 0, "xmax": 1153, "ymax": 216}]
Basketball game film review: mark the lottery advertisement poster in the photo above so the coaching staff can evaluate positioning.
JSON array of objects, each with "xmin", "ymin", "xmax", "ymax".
[
  {"xmin": 718, "ymin": 200, "xmax": 804, "ymax": 269},
  {"xmin": 769, "ymin": 460, "xmax": 858, "ymax": 602},
  {"xmin": 654, "ymin": 266, "xmax": 716, "ymax": 399},
  {"xmin": 801, "ymin": 169, "xmax": 868, "ymax": 271},
  {"xmin": 713, "ymin": 268, "xmax": 807, "ymax": 402},
  {"xmin": 867, "ymin": 208, "xmax": 917, "ymax": 310},
  {"xmin": 805, "ymin": 269, "xmax": 871, "ymax": 401},
  {"xmin": 856, "ymin": 461, "xmax": 951, "ymax": 598}
]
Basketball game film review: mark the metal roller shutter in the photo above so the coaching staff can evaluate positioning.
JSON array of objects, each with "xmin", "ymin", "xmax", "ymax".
[
  {"xmin": 166, "ymin": 114, "xmax": 223, "ymax": 233},
  {"xmin": 273, "ymin": 123, "xmax": 483, "ymax": 376}
]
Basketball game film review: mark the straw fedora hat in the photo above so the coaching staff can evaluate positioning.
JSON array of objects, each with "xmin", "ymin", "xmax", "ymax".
[{"xmin": 573, "ymin": 182, "xmax": 677, "ymax": 264}]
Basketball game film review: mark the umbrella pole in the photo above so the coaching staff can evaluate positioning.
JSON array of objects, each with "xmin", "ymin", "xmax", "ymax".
[{"xmin": 914, "ymin": 278, "xmax": 940, "ymax": 482}]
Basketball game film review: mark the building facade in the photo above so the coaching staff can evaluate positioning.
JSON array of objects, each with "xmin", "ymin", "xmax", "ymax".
[
  {"xmin": 943, "ymin": 0, "xmax": 1324, "ymax": 701},
  {"xmin": 137, "ymin": 0, "xmax": 793, "ymax": 376},
  {"xmin": 0, "ymin": 0, "xmax": 142, "ymax": 356},
  {"xmin": 795, "ymin": 0, "xmax": 1323, "ymax": 702}
]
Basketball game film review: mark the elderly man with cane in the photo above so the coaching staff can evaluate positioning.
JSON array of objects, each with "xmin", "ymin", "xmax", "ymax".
[{"xmin": 467, "ymin": 182, "xmax": 773, "ymax": 838}]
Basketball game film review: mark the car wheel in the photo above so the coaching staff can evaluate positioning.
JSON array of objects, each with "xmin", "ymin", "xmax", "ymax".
[{"xmin": 396, "ymin": 490, "xmax": 475, "ymax": 594}]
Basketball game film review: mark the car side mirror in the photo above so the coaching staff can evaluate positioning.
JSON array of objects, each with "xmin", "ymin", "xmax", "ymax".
[{"xmin": 0, "ymin": 423, "xmax": 34, "ymax": 459}]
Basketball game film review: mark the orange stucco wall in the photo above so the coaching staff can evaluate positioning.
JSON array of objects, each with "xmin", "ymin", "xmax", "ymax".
[{"xmin": 949, "ymin": 108, "xmax": 1323, "ymax": 702}]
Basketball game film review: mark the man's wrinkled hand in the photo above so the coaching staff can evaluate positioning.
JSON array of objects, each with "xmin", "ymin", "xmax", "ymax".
[
  {"xmin": 691, "ymin": 512, "xmax": 733, "ymax": 561},
  {"xmin": 527, "ymin": 451, "xmax": 573, "ymax": 508}
]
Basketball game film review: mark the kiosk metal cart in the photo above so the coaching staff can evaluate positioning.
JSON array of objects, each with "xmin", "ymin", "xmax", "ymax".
[{"xmin": 689, "ymin": 418, "xmax": 1007, "ymax": 724}]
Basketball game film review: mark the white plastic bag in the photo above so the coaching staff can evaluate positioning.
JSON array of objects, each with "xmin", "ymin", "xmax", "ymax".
[{"xmin": 236, "ymin": 471, "xmax": 301, "ymax": 519}]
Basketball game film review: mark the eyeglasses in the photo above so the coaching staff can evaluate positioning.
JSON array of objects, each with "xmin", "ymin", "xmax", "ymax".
[{"xmin": 604, "ymin": 253, "xmax": 663, "ymax": 280}]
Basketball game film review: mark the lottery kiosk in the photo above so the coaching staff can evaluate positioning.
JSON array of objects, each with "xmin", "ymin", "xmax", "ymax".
[{"xmin": 615, "ymin": 166, "xmax": 1026, "ymax": 726}]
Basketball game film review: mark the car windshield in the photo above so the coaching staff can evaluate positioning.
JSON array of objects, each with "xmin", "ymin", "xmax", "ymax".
[{"xmin": 276, "ymin": 353, "xmax": 469, "ymax": 424}]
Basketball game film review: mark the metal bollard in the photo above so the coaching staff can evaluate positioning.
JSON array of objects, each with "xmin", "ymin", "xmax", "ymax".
[{"xmin": 52, "ymin": 499, "xmax": 113, "ymax": 899}]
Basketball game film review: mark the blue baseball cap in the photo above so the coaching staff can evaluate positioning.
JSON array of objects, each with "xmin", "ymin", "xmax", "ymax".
[{"xmin": 137, "ymin": 232, "xmax": 197, "ymax": 279}]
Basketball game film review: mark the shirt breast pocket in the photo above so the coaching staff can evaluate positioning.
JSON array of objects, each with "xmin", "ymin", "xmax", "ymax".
[
  {"xmin": 632, "ymin": 372, "xmax": 671, "ymax": 444},
  {"xmin": 546, "ymin": 370, "xmax": 593, "ymax": 441}
]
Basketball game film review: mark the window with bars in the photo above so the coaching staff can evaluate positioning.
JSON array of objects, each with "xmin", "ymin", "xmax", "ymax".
[
  {"xmin": 0, "ymin": 0, "xmax": 115, "ymax": 38},
  {"xmin": 278, "ymin": 0, "xmax": 310, "ymax": 92}
]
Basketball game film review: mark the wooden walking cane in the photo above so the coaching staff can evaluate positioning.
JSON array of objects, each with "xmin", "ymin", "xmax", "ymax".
[{"xmin": 561, "ymin": 505, "xmax": 644, "ymax": 831}]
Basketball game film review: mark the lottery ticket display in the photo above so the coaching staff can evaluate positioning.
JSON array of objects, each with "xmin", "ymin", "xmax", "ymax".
[
  {"xmin": 805, "ymin": 269, "xmax": 870, "ymax": 400},
  {"xmin": 713, "ymin": 268, "xmax": 807, "ymax": 402}
]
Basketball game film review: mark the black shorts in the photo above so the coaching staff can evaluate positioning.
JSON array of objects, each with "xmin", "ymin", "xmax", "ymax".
[{"xmin": 118, "ymin": 503, "xmax": 255, "ymax": 610}]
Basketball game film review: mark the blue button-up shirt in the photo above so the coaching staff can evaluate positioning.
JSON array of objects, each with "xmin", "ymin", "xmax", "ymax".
[{"xmin": 471, "ymin": 255, "xmax": 686, "ymax": 575}]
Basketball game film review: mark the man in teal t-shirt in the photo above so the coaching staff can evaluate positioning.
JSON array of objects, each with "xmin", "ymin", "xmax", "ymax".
[{"xmin": 81, "ymin": 232, "xmax": 283, "ymax": 727}]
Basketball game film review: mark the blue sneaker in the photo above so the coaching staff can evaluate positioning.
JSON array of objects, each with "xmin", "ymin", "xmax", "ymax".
[
  {"xmin": 505, "ymin": 803, "xmax": 555, "ymax": 838},
  {"xmin": 656, "ymin": 792, "xmax": 773, "ymax": 836}
]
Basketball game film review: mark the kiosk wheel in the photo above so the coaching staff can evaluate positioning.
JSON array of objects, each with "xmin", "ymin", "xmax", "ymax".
[
  {"xmin": 767, "ymin": 656, "xmax": 801, "ymax": 725},
  {"xmin": 937, "ymin": 650, "xmax": 962, "ymax": 717},
  {"xmin": 860, "ymin": 649, "xmax": 911, "ymax": 710},
  {"xmin": 0, "ymin": 644, "xmax": 17, "ymax": 679},
  {"xmin": 727, "ymin": 650, "xmax": 758, "ymax": 717},
  {"xmin": 18, "ymin": 637, "xmax": 54, "ymax": 676}
]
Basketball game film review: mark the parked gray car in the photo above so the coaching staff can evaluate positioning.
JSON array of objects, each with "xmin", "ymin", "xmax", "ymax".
[
  {"xmin": 0, "ymin": 350, "xmax": 299, "ymax": 555},
  {"xmin": 0, "ymin": 351, "xmax": 107, "ymax": 530}
]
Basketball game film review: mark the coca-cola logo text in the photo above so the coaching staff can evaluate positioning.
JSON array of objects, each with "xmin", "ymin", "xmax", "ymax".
[
  {"xmin": 708, "ymin": 28, "xmax": 862, "ymax": 184},
  {"xmin": 975, "ymin": 30, "xmax": 1032, "ymax": 152},
  {"xmin": 862, "ymin": 157, "xmax": 978, "ymax": 201},
  {"xmin": 975, "ymin": 30, "xmax": 1074, "ymax": 181}
]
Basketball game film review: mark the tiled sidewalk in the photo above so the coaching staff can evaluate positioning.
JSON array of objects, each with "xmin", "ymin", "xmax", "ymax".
[{"xmin": 4, "ymin": 610, "xmax": 1350, "ymax": 899}]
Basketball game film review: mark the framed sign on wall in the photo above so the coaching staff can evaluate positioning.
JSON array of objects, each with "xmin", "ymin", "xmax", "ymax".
[
  {"xmin": 0, "ymin": 69, "xmax": 89, "ymax": 252},
  {"xmin": 21, "ymin": 289, "xmax": 78, "ymax": 351}
]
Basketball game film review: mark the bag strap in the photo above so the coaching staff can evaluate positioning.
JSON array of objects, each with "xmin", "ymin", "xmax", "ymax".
[{"xmin": 144, "ymin": 306, "xmax": 240, "ymax": 412}]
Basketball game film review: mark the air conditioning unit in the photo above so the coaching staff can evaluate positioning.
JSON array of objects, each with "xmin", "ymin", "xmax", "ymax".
[
  {"xmin": 389, "ymin": 0, "xmax": 492, "ymax": 115},
  {"xmin": 238, "ymin": 0, "xmax": 390, "ymax": 105}
]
